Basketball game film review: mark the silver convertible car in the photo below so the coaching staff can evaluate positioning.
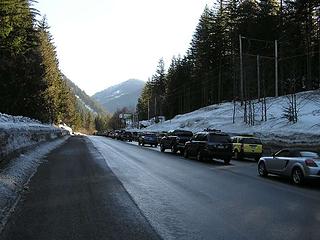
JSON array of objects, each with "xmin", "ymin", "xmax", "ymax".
[{"xmin": 258, "ymin": 149, "xmax": 320, "ymax": 184}]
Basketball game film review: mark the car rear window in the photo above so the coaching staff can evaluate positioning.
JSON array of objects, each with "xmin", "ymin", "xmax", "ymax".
[
  {"xmin": 208, "ymin": 134, "xmax": 231, "ymax": 143},
  {"xmin": 240, "ymin": 138, "xmax": 262, "ymax": 144},
  {"xmin": 299, "ymin": 151, "xmax": 319, "ymax": 158}
]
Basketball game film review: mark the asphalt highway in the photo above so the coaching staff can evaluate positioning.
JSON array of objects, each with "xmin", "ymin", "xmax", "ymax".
[
  {"xmin": 0, "ymin": 136, "xmax": 160, "ymax": 240},
  {"xmin": 1, "ymin": 135, "xmax": 320, "ymax": 240},
  {"xmin": 90, "ymin": 136, "xmax": 320, "ymax": 240}
]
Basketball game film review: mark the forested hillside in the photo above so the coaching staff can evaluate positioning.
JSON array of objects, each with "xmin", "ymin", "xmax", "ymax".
[
  {"xmin": 64, "ymin": 76, "xmax": 106, "ymax": 115},
  {"xmin": 0, "ymin": 0, "xmax": 108, "ymax": 132},
  {"xmin": 137, "ymin": 0, "xmax": 320, "ymax": 120}
]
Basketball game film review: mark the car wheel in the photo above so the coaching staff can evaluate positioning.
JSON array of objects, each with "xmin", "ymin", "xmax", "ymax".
[
  {"xmin": 291, "ymin": 167, "xmax": 304, "ymax": 185},
  {"xmin": 235, "ymin": 150, "xmax": 243, "ymax": 160},
  {"xmin": 160, "ymin": 145, "xmax": 165, "ymax": 152},
  {"xmin": 171, "ymin": 145, "xmax": 177, "ymax": 154},
  {"xmin": 224, "ymin": 158, "xmax": 231, "ymax": 165},
  {"xmin": 197, "ymin": 150, "xmax": 203, "ymax": 161},
  {"xmin": 184, "ymin": 149, "xmax": 189, "ymax": 158},
  {"xmin": 258, "ymin": 162, "xmax": 268, "ymax": 177},
  {"xmin": 234, "ymin": 150, "xmax": 239, "ymax": 160},
  {"xmin": 180, "ymin": 149, "xmax": 184, "ymax": 155}
]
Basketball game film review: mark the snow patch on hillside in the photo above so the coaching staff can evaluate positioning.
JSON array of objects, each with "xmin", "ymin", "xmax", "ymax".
[{"xmin": 142, "ymin": 90, "xmax": 320, "ymax": 145}]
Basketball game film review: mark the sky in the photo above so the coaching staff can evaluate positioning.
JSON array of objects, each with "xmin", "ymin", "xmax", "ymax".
[{"xmin": 35, "ymin": 0, "xmax": 214, "ymax": 96}]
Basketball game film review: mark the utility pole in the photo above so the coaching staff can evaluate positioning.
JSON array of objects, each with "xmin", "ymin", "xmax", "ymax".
[
  {"xmin": 239, "ymin": 35, "xmax": 244, "ymax": 103},
  {"xmin": 148, "ymin": 99, "xmax": 150, "ymax": 120},
  {"xmin": 275, "ymin": 40, "xmax": 279, "ymax": 97},
  {"xmin": 154, "ymin": 96, "xmax": 157, "ymax": 120},
  {"xmin": 218, "ymin": 58, "xmax": 222, "ymax": 103},
  {"xmin": 318, "ymin": 19, "xmax": 320, "ymax": 87},
  {"xmin": 257, "ymin": 55, "xmax": 260, "ymax": 101}
]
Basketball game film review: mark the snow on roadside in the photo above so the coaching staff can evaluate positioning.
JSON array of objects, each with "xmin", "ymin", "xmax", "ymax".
[
  {"xmin": 0, "ymin": 136, "xmax": 70, "ymax": 232},
  {"xmin": 0, "ymin": 113, "xmax": 52, "ymax": 129},
  {"xmin": 0, "ymin": 112, "xmax": 69, "ymax": 159},
  {"xmin": 139, "ymin": 90, "xmax": 320, "ymax": 145}
]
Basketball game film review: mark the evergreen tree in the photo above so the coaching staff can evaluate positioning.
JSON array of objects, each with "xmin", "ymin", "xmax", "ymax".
[{"xmin": 0, "ymin": 0, "xmax": 47, "ymax": 121}]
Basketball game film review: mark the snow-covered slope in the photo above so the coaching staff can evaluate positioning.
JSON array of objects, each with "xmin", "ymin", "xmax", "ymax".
[
  {"xmin": 143, "ymin": 90, "xmax": 320, "ymax": 145},
  {"xmin": 0, "ymin": 113, "xmax": 69, "ymax": 159}
]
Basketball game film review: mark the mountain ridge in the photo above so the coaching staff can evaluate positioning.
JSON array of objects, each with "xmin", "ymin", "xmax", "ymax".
[{"xmin": 92, "ymin": 79, "xmax": 145, "ymax": 113}]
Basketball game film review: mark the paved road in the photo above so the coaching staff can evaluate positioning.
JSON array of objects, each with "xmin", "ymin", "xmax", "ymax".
[
  {"xmin": 0, "ymin": 136, "xmax": 160, "ymax": 240},
  {"xmin": 90, "ymin": 136, "xmax": 320, "ymax": 240},
  {"xmin": 1, "ymin": 136, "xmax": 320, "ymax": 240}
]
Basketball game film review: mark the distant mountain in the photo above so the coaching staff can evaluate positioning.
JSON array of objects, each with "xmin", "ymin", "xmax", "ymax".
[
  {"xmin": 92, "ymin": 79, "xmax": 145, "ymax": 113},
  {"xmin": 63, "ymin": 75, "xmax": 106, "ymax": 115}
]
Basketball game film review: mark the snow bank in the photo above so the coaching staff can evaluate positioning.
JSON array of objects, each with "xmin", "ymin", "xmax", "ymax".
[
  {"xmin": 142, "ymin": 90, "xmax": 320, "ymax": 146},
  {"xmin": 0, "ymin": 113, "xmax": 69, "ymax": 160},
  {"xmin": 0, "ymin": 136, "xmax": 69, "ymax": 232}
]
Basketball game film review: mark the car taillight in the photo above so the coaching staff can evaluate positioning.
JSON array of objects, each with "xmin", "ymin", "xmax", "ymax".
[{"xmin": 305, "ymin": 159, "xmax": 318, "ymax": 167}]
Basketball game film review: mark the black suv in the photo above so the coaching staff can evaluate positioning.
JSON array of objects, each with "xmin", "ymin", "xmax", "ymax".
[
  {"xmin": 160, "ymin": 130, "xmax": 193, "ymax": 154},
  {"xmin": 184, "ymin": 130, "xmax": 232, "ymax": 164}
]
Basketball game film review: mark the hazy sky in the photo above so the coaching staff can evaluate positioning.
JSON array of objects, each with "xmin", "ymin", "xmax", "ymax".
[{"xmin": 35, "ymin": 0, "xmax": 213, "ymax": 95}]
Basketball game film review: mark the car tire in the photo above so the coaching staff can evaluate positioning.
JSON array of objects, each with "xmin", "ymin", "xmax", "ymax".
[
  {"xmin": 184, "ymin": 149, "xmax": 189, "ymax": 158},
  {"xmin": 234, "ymin": 150, "xmax": 240, "ymax": 160},
  {"xmin": 180, "ymin": 149, "xmax": 184, "ymax": 155},
  {"xmin": 235, "ymin": 150, "xmax": 244, "ymax": 160},
  {"xmin": 171, "ymin": 145, "xmax": 177, "ymax": 154},
  {"xmin": 291, "ymin": 167, "xmax": 304, "ymax": 185},
  {"xmin": 197, "ymin": 150, "xmax": 203, "ymax": 161},
  {"xmin": 160, "ymin": 145, "xmax": 165, "ymax": 152},
  {"xmin": 258, "ymin": 162, "xmax": 268, "ymax": 177},
  {"xmin": 224, "ymin": 158, "xmax": 231, "ymax": 165}
]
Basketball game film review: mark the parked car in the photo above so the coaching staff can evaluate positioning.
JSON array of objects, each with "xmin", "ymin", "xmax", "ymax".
[
  {"xmin": 157, "ymin": 131, "xmax": 167, "ymax": 144},
  {"xmin": 231, "ymin": 135, "xmax": 263, "ymax": 161},
  {"xmin": 184, "ymin": 129, "xmax": 232, "ymax": 164},
  {"xmin": 257, "ymin": 149, "xmax": 320, "ymax": 184},
  {"xmin": 138, "ymin": 133, "xmax": 158, "ymax": 147},
  {"xmin": 132, "ymin": 131, "xmax": 139, "ymax": 142},
  {"xmin": 121, "ymin": 131, "xmax": 133, "ymax": 142},
  {"xmin": 160, "ymin": 129, "xmax": 193, "ymax": 154}
]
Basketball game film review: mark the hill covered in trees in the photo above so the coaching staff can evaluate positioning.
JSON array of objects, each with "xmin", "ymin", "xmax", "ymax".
[
  {"xmin": 137, "ymin": 0, "xmax": 320, "ymax": 121},
  {"xmin": 64, "ymin": 76, "xmax": 106, "ymax": 115}
]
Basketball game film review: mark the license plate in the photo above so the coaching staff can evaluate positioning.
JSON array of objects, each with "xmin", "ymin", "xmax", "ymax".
[{"xmin": 217, "ymin": 145, "xmax": 225, "ymax": 149}]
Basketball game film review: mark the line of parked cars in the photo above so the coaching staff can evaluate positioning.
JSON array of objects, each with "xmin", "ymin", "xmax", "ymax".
[{"xmin": 101, "ymin": 128, "xmax": 320, "ymax": 185}]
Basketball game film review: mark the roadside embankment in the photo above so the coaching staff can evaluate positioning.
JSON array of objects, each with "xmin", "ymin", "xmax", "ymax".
[{"xmin": 0, "ymin": 113, "xmax": 69, "ymax": 162}]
